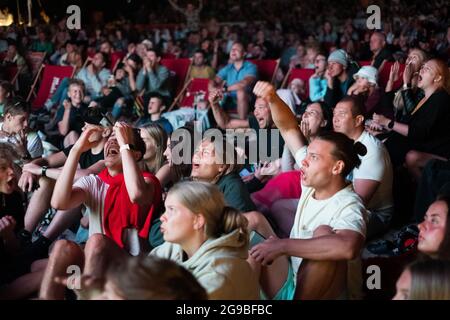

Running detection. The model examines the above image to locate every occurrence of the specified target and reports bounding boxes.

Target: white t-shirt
[294,130,394,214]
[352,131,393,213]
[0,122,43,159]
[291,148,367,276]
[73,174,140,256]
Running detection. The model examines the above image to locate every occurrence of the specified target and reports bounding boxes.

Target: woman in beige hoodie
[151,181,260,300]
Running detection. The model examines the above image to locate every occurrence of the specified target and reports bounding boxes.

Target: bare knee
[243,211,266,231]
[84,234,110,255]
[50,239,80,259]
[405,150,422,168]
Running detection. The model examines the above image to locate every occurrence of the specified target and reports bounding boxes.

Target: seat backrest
[358,60,372,67]
[378,61,405,90]
[179,78,209,108]
[26,51,46,77]
[4,65,18,82]
[247,59,279,83]
[160,58,192,96]
[286,68,315,98]
[31,65,75,110]
[110,51,125,71]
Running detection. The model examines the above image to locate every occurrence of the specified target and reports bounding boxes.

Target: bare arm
[228,76,256,92]
[51,127,103,210]
[253,81,307,156]
[353,179,380,207]
[115,123,154,206]
[58,104,72,136]
[208,89,249,129]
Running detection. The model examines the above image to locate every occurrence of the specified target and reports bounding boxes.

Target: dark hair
[107,256,207,300]
[436,194,450,260]
[4,97,30,117]
[194,49,207,57]
[98,51,110,67]
[127,53,142,66]
[147,47,162,58]
[144,92,166,110]
[169,124,195,181]
[310,101,333,131]
[0,81,13,97]
[339,96,364,117]
[315,131,367,177]
[68,78,85,92]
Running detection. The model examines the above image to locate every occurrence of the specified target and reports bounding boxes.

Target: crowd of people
[0,0,450,300]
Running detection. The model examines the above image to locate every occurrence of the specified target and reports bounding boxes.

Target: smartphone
[239,168,252,178]
[249,231,266,249]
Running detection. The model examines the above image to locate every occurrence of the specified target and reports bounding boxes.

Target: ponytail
[219,206,249,244]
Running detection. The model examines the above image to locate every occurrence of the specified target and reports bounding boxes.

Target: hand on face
[113,122,134,147]
[253,81,276,103]
[73,124,104,153]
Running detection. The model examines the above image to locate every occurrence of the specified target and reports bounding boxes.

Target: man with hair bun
[245,81,367,300]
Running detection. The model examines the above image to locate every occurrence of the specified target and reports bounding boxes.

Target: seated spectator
[136,48,171,98]
[76,52,112,101]
[0,99,43,160]
[151,181,259,299]
[277,78,306,114]
[333,96,393,239]
[139,123,168,177]
[1,39,29,75]
[211,42,258,119]
[246,81,366,300]
[53,40,78,66]
[39,123,162,299]
[0,143,44,300]
[191,137,256,213]
[17,124,108,259]
[188,49,216,80]
[372,59,450,176]
[0,81,13,117]
[53,79,89,148]
[414,159,450,223]
[348,66,392,118]
[386,49,427,121]
[134,93,173,134]
[208,89,285,165]
[309,52,328,102]
[370,32,393,70]
[324,49,356,109]
[417,195,450,260]
[70,256,207,300]
[30,30,54,56]
[393,259,450,300]
[289,43,307,69]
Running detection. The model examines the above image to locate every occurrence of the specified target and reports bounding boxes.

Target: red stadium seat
[358,60,372,67]
[247,59,280,83]
[378,61,405,90]
[160,58,192,96]
[179,78,209,108]
[27,65,75,110]
[282,68,315,98]
[110,51,125,72]
[26,51,46,78]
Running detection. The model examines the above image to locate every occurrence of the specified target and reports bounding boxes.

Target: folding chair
[281,68,315,98]
[169,78,210,111]
[26,65,75,110]
[247,59,280,84]
[111,51,125,72]
[26,51,46,78]
[4,65,19,84]
[160,58,192,97]
[378,61,405,90]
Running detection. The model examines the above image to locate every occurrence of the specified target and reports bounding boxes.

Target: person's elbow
[129,186,154,205]
[51,195,67,211]
[341,236,363,260]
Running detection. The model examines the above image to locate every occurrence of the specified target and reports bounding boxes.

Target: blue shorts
[261,263,296,300]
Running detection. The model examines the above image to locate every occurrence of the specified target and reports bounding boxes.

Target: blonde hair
[139,123,167,174]
[407,259,450,300]
[168,181,248,242]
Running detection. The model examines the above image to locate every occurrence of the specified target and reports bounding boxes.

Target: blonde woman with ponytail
[150,181,259,300]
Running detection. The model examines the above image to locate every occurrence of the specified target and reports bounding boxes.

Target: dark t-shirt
[55,103,89,134]
[217,172,256,212]
[248,115,285,163]
[63,145,105,169]
[372,47,393,69]
[0,191,25,270]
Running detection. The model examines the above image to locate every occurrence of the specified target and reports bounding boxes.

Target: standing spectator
[168,0,203,32]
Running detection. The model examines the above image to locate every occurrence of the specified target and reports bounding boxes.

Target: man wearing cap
[324,49,356,109]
